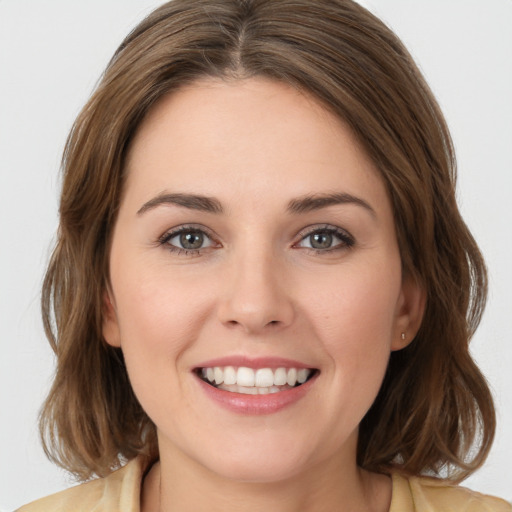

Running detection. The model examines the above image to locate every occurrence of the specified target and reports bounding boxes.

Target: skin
[103,77,424,512]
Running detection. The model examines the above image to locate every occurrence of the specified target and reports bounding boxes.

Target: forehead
[123,77,388,212]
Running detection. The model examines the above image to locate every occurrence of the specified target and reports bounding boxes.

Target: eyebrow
[137,191,375,217]
[137,193,223,215]
[287,192,376,217]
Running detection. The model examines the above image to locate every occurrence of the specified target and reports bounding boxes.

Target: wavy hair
[40,0,494,481]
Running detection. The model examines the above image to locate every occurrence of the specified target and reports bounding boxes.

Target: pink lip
[195,371,318,415]
[194,356,313,370]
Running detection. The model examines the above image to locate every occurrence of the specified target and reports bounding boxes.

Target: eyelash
[294,225,355,254]
[158,224,355,256]
[158,225,219,256]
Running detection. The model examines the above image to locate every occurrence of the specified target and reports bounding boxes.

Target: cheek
[111,275,210,422]
[113,258,211,343]
[306,257,401,341]
[110,263,215,390]
[303,258,401,391]
[320,292,395,384]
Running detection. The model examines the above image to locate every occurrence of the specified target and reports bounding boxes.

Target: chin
[188,432,319,484]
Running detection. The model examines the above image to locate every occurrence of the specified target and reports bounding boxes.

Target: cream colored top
[17,457,511,512]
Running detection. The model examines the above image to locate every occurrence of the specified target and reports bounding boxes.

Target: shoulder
[391,472,511,512]
[16,457,146,512]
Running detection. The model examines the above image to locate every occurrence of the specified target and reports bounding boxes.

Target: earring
[401,332,406,341]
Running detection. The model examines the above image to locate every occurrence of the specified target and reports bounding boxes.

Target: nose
[217,248,295,334]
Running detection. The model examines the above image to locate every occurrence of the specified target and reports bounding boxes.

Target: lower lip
[196,374,317,415]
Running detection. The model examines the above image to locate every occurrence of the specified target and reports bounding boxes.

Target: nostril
[225,319,280,328]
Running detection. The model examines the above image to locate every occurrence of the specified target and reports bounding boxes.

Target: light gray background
[1,1,511,510]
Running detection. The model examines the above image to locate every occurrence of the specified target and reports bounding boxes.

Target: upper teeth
[201,366,311,387]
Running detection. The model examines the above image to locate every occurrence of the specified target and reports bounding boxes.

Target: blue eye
[160,227,214,252]
[297,227,354,251]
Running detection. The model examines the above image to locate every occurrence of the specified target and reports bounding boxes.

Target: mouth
[195,366,318,395]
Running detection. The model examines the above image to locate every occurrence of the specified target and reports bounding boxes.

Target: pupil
[311,232,332,249]
[180,231,203,249]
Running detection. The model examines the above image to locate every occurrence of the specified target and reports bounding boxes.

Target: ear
[391,274,426,351]
[102,289,121,348]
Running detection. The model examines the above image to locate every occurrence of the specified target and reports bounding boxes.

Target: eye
[296,226,354,252]
[159,226,216,254]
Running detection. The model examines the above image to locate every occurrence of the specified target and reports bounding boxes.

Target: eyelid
[158,224,221,252]
[293,224,355,250]
[156,223,354,255]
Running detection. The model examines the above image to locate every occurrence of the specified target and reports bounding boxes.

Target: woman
[17,0,510,510]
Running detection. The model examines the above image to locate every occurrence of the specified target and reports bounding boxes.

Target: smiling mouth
[196,366,318,395]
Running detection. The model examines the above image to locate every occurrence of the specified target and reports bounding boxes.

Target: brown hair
[40,0,495,481]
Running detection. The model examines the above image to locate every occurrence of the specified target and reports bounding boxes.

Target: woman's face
[104,78,422,482]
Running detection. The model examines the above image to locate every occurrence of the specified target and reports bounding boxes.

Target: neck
[142,438,391,512]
